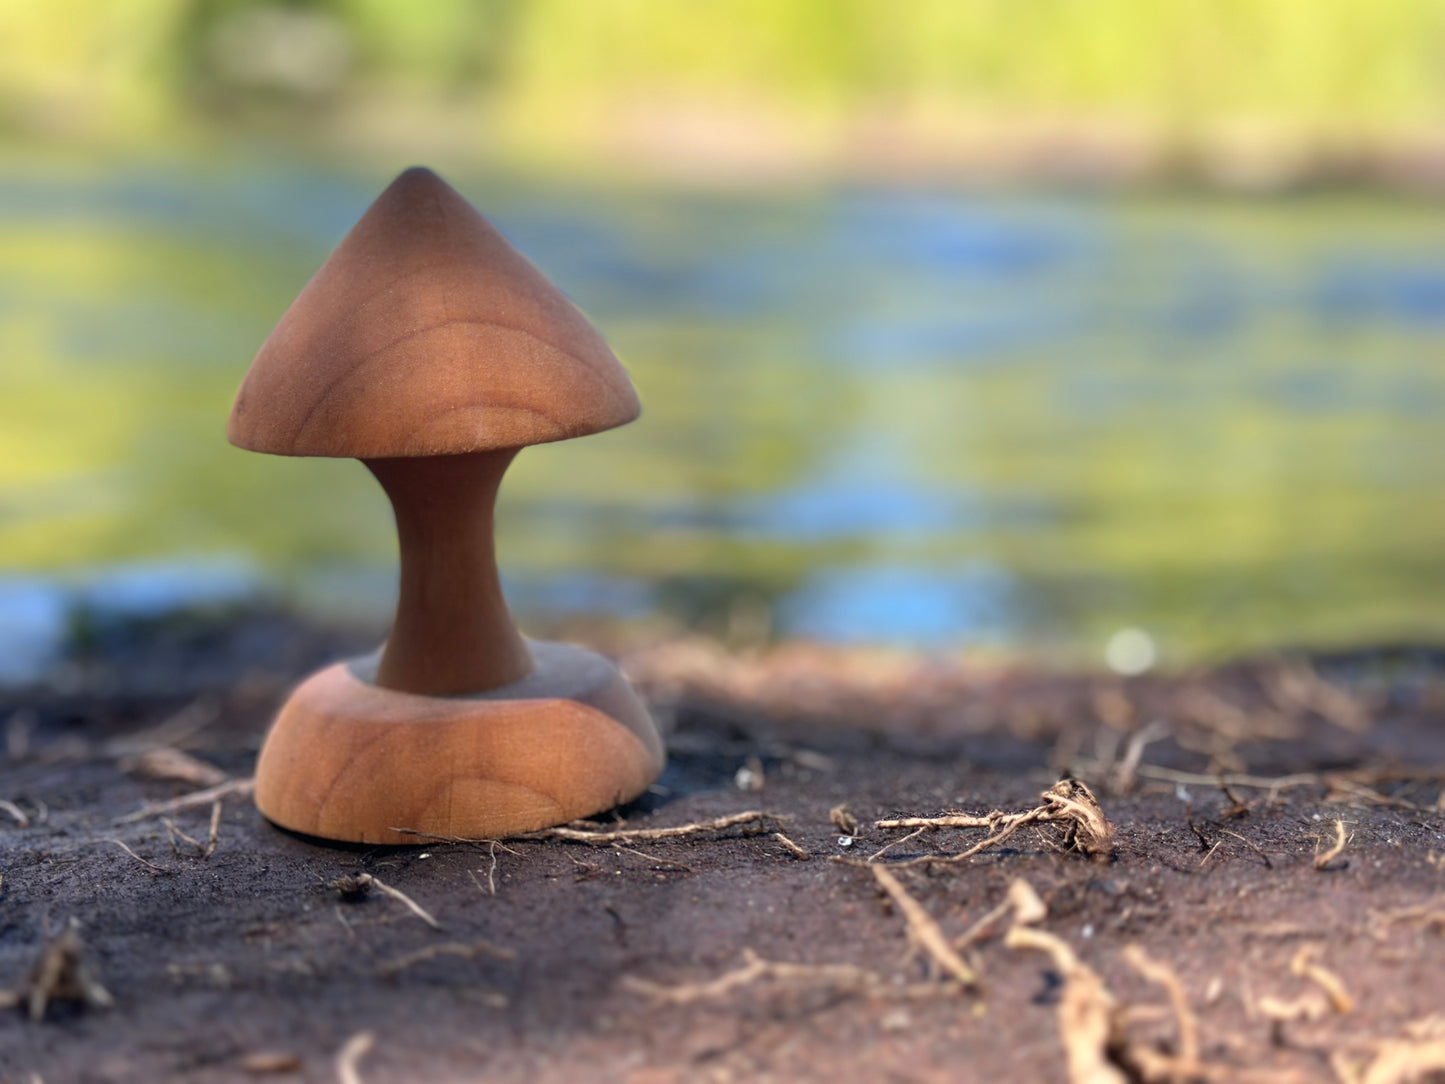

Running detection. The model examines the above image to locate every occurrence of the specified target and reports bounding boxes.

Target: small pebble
[838,836,854,847]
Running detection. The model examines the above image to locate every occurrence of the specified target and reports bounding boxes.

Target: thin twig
[517,811,775,843]
[1199,839,1224,869]
[1005,925,1127,1084]
[772,832,810,860]
[612,844,696,872]
[335,1032,374,1084]
[868,826,925,861]
[955,878,1049,951]
[872,781,1114,868]
[204,800,221,858]
[621,948,945,1006]
[1123,944,1200,1068]
[163,817,204,853]
[1220,829,1272,869]
[161,800,223,859]
[368,875,442,931]
[393,811,776,846]
[0,799,30,828]
[96,838,172,874]
[378,940,515,978]
[871,865,977,987]
[1290,946,1353,1014]
[1314,819,1349,871]
[1112,720,1171,793]
[118,746,227,787]
[115,777,255,824]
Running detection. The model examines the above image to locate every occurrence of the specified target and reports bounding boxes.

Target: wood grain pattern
[255,645,664,845]
[235,167,663,843]
[365,449,534,694]
[227,166,640,458]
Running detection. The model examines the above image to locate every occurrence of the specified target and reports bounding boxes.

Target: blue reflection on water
[782,562,1017,646]
[0,164,1442,672]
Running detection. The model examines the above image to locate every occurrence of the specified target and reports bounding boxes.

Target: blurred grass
[4,1,1445,182]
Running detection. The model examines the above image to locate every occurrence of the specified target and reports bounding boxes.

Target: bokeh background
[1,0,1443,681]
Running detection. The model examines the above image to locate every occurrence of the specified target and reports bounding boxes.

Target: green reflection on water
[0,165,1441,662]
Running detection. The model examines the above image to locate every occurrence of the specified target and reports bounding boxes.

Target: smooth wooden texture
[227,166,640,458]
[365,450,533,694]
[255,642,665,845]
[232,166,662,843]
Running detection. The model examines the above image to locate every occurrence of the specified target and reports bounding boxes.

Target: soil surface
[1,614,1443,1083]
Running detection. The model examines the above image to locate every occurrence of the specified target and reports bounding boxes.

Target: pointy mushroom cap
[228,167,640,458]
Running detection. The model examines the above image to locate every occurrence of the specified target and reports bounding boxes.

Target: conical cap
[228,167,640,458]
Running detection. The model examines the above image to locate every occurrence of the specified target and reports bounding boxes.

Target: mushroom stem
[365,450,533,695]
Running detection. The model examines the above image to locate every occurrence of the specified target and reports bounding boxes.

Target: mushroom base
[254,641,665,845]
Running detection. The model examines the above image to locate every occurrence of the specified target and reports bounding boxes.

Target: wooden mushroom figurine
[228,167,665,844]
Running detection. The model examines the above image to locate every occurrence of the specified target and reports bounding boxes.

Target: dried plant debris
[622,948,943,1006]
[771,831,810,859]
[870,865,978,987]
[872,779,1115,867]
[519,810,778,844]
[1316,819,1350,871]
[1290,945,1353,1015]
[238,1051,303,1074]
[1348,1040,1445,1084]
[0,798,31,827]
[335,1031,374,1084]
[118,746,227,787]
[1001,884,1312,1083]
[0,919,114,1022]
[116,777,256,824]
[329,873,441,931]
[1121,945,1200,1078]
[830,804,859,836]
[378,939,516,978]
[1004,924,1130,1084]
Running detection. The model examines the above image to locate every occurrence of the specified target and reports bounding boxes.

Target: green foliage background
[4,0,1444,168]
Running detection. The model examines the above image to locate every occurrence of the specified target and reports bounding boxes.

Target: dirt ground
[0,613,1443,1083]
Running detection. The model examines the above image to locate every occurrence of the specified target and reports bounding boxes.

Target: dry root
[873,779,1115,867]
[1291,945,1353,1014]
[116,777,255,824]
[378,940,515,978]
[0,919,114,1022]
[395,811,777,847]
[1315,819,1350,871]
[1123,945,1200,1070]
[118,747,227,787]
[870,865,977,987]
[1004,887,1303,1083]
[621,948,942,1006]
[516,811,777,844]
[329,873,441,931]
[772,831,810,860]
[1004,925,1130,1084]
[238,1051,302,1074]
[335,1031,374,1084]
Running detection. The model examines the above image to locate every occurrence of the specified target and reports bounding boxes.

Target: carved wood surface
[229,167,640,458]
[256,651,664,844]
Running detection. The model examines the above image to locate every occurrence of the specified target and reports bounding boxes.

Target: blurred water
[0,159,1442,670]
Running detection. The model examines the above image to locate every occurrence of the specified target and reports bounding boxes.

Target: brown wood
[255,643,665,844]
[227,166,640,459]
[231,166,664,844]
[365,450,532,695]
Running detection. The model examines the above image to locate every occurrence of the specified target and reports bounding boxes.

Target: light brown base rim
[254,643,665,845]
